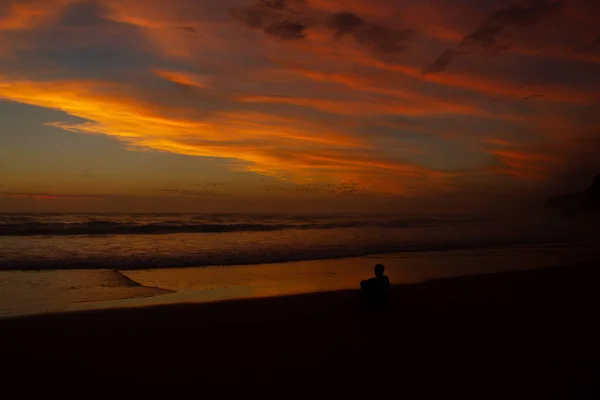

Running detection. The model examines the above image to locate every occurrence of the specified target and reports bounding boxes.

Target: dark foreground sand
[1,260,600,399]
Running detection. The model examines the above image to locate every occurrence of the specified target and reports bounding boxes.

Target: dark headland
[1,260,600,399]
[547,174,600,214]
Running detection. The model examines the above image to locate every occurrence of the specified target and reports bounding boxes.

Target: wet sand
[1,259,600,399]
[5,243,597,317]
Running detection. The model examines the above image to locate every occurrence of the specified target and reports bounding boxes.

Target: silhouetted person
[360,264,390,309]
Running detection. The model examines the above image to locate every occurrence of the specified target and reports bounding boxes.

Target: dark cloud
[232,0,310,41]
[523,93,544,100]
[424,49,461,74]
[58,1,106,28]
[327,12,366,37]
[488,0,561,27]
[193,182,226,189]
[327,11,415,61]
[180,26,197,33]
[259,0,296,10]
[155,188,226,197]
[264,20,308,40]
[462,25,510,54]
[255,181,362,196]
[425,0,562,73]
[0,192,111,199]
[295,182,361,196]
[235,5,414,58]
[331,182,360,196]
[578,34,600,53]
[355,24,415,60]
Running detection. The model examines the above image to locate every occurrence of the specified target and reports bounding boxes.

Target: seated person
[360,264,390,308]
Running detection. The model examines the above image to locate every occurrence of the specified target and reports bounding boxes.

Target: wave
[0,217,486,237]
[0,237,564,271]
[1,213,597,271]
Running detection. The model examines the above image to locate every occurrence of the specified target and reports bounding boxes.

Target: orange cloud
[337,57,599,105]
[1,0,599,198]
[272,18,598,106]
[489,148,560,180]
[95,1,599,106]
[152,69,214,88]
[277,67,553,123]
[0,75,446,193]
[0,0,80,31]
[238,93,506,120]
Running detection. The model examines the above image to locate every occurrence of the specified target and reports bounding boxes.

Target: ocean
[1,212,599,317]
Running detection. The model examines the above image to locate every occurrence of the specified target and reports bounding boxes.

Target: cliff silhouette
[547,174,600,213]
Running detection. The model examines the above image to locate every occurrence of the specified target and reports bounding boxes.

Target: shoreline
[2,256,599,323]
[1,258,599,398]
[2,244,599,318]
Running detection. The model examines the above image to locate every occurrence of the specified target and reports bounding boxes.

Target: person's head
[374,264,385,277]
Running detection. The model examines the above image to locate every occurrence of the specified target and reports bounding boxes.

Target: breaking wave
[0,214,487,236]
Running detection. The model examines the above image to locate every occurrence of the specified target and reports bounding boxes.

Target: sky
[0,0,599,213]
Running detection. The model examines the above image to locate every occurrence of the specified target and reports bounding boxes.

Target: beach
[2,258,599,399]
[2,241,598,317]
[1,213,599,398]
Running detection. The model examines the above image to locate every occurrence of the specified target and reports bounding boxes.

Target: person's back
[360,264,390,309]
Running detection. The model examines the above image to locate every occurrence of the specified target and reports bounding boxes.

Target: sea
[1,212,599,317]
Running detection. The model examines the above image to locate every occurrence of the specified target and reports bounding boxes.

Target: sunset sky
[1,0,599,212]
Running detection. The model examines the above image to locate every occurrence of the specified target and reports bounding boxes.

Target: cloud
[0,75,446,194]
[152,69,214,88]
[484,130,600,185]
[425,0,562,73]
[237,94,494,118]
[354,23,415,61]
[154,188,227,197]
[232,0,311,40]
[0,192,109,200]
[0,0,81,31]
[194,182,226,189]
[424,49,461,75]
[287,61,598,115]
[1,0,600,203]
[327,11,414,61]
[357,59,597,104]
[234,4,415,59]
[578,34,600,53]
[180,26,197,34]
[491,149,557,179]
[327,11,366,37]
[485,0,561,27]
[256,181,363,196]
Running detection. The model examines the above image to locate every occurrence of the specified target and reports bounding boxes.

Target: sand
[1,259,600,399]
